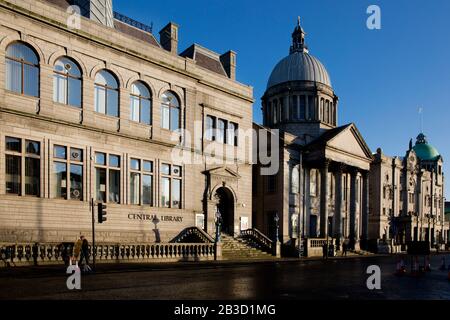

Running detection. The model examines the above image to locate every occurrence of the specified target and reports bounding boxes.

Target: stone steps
[220,234,274,260]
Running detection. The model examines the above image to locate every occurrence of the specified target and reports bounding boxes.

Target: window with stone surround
[94,152,120,203]
[160,163,182,208]
[94,70,119,117]
[53,57,82,107]
[129,158,154,206]
[5,42,39,97]
[161,91,180,131]
[52,145,83,201]
[5,137,40,197]
[130,81,152,125]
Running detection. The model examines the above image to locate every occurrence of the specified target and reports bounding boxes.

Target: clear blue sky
[115,0,450,198]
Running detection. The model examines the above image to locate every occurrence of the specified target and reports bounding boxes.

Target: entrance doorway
[215,187,235,235]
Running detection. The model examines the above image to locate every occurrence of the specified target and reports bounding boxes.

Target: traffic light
[97,203,107,223]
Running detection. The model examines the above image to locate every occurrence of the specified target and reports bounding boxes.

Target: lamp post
[274,213,280,243]
[215,206,222,243]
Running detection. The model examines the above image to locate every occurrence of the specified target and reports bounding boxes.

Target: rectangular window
[109,169,120,203]
[143,175,153,205]
[5,155,21,194]
[161,105,170,129]
[53,145,82,200]
[5,137,40,196]
[95,152,120,204]
[291,96,298,120]
[53,162,67,199]
[161,177,170,208]
[206,116,215,141]
[130,172,140,205]
[94,86,106,114]
[6,59,22,94]
[172,179,181,208]
[227,122,237,146]
[217,119,226,143]
[25,157,40,196]
[96,167,106,202]
[299,95,306,120]
[107,89,119,117]
[160,163,182,208]
[70,164,83,200]
[130,95,140,122]
[6,137,21,152]
[307,96,315,120]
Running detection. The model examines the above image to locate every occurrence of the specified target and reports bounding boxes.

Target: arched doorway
[215,187,235,235]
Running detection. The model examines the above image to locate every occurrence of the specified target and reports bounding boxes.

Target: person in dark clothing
[342,241,348,257]
[79,236,90,266]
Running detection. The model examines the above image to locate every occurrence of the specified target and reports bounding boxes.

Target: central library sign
[128,213,184,223]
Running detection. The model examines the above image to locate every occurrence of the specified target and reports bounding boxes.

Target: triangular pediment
[204,167,241,179]
[326,124,373,160]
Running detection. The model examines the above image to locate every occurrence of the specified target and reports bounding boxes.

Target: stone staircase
[221,234,275,260]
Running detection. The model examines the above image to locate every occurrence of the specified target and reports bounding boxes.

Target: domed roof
[267,18,332,89]
[412,133,440,161]
[267,51,331,89]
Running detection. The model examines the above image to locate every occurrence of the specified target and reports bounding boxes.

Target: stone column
[349,168,358,248]
[320,160,330,238]
[362,171,370,249]
[333,164,345,242]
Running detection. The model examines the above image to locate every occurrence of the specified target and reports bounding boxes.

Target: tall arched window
[161,91,180,131]
[53,57,81,107]
[130,81,151,125]
[320,98,324,122]
[94,70,119,117]
[325,100,330,123]
[5,42,39,97]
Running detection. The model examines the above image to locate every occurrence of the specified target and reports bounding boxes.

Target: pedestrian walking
[342,241,348,257]
[72,236,83,265]
[79,235,92,273]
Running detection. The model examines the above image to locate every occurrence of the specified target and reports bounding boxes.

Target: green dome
[412,133,440,161]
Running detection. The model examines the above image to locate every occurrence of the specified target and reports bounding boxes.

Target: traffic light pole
[91,198,96,271]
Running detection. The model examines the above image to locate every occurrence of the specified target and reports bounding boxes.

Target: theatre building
[369,134,449,252]
[0,0,254,251]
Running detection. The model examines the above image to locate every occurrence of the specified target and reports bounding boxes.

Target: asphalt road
[1,255,450,300]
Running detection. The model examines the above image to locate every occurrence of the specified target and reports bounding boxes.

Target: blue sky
[115,0,450,198]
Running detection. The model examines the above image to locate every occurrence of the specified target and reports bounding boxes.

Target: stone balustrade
[0,242,216,267]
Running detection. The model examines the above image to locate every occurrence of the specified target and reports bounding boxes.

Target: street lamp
[215,206,222,243]
[274,213,280,243]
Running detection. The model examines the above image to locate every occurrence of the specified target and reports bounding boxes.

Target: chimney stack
[159,22,179,54]
[220,50,236,80]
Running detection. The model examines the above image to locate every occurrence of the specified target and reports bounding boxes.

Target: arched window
[325,100,330,123]
[291,95,298,120]
[5,42,39,97]
[161,91,180,131]
[330,102,334,125]
[94,70,119,117]
[53,57,82,107]
[130,81,152,125]
[227,122,237,146]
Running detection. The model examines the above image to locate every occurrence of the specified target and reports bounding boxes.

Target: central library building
[0,0,254,245]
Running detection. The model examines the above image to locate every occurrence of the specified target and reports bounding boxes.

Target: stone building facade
[0,0,253,245]
[253,20,373,255]
[369,134,449,251]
